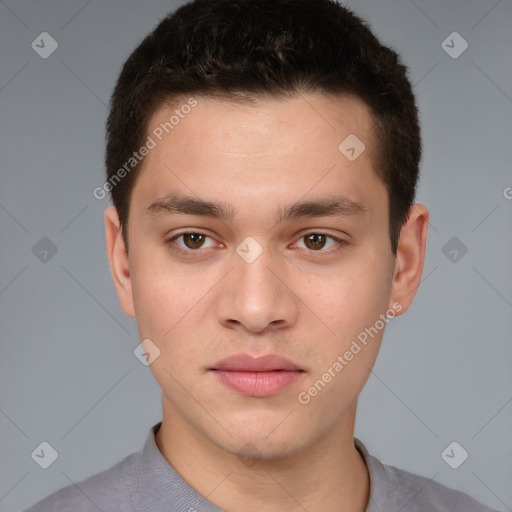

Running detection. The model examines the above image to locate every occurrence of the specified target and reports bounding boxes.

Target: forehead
[130,92,386,225]
[146,92,376,161]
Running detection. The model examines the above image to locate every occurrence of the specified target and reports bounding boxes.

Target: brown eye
[295,233,346,253]
[303,233,327,251]
[181,233,207,249]
[167,232,217,252]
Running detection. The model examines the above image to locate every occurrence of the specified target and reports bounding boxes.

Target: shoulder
[23,451,139,512]
[354,438,499,512]
[381,462,499,511]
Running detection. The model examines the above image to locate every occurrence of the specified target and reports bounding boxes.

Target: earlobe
[388,203,429,315]
[104,206,136,318]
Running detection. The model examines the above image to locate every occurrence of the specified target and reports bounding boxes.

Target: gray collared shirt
[24,422,499,511]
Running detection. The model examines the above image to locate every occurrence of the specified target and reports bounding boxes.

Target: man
[25,0,499,510]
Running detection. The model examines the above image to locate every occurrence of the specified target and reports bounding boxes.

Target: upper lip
[210,354,303,372]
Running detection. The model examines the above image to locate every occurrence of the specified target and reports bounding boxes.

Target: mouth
[209,353,306,397]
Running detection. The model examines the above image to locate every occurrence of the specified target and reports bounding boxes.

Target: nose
[214,241,299,334]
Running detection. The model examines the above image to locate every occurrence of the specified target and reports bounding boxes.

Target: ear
[104,206,135,318]
[388,203,429,315]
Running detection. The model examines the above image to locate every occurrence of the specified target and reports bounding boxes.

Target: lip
[209,354,305,397]
[211,353,303,372]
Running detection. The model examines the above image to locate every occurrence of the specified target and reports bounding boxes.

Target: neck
[155,399,370,512]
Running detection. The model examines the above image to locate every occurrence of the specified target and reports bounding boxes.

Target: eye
[294,233,346,252]
[166,231,347,255]
[167,232,217,252]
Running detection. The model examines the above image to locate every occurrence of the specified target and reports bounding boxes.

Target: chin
[227,437,306,462]
[210,422,309,462]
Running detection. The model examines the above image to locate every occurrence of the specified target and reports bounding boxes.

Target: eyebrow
[146,194,367,223]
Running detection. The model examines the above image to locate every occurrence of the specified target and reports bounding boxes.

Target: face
[106,92,426,460]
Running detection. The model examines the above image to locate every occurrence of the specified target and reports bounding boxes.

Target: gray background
[0,0,511,511]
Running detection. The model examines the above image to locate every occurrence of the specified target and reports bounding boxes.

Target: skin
[105,92,429,512]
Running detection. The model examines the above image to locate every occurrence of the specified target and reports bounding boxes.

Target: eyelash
[165,231,348,256]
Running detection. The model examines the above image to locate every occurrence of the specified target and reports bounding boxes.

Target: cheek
[129,241,203,331]
[298,254,393,344]
[131,269,169,337]
[132,274,200,337]
[295,259,392,412]
[131,265,205,386]
[129,252,225,374]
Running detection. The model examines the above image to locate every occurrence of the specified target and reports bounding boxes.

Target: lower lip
[212,370,304,397]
